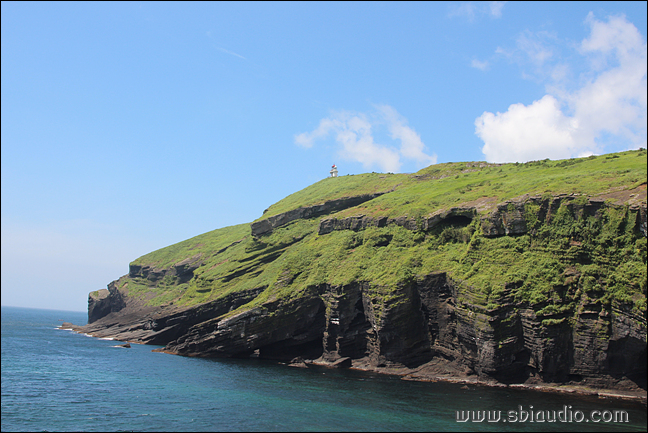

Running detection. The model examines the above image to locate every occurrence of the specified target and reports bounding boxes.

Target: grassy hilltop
[122,149,647,320]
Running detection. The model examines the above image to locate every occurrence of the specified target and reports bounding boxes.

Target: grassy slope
[121,150,647,317]
[256,172,406,220]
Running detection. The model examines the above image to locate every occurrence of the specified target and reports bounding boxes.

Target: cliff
[74,150,647,393]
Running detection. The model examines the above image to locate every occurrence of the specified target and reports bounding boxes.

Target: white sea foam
[99,337,114,341]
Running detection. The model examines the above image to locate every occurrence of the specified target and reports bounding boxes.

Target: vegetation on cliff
[77,149,646,390]
[121,149,646,324]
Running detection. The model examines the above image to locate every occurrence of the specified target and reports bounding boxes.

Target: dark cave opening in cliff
[607,336,647,390]
[337,297,372,359]
[431,215,475,244]
[490,349,534,384]
[441,215,473,227]
[429,215,473,235]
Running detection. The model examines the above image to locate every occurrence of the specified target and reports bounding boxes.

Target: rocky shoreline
[295,357,648,404]
[59,321,646,404]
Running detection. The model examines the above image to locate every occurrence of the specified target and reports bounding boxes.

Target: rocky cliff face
[319,194,648,239]
[74,147,648,394]
[76,189,647,392]
[80,268,646,391]
[155,272,645,390]
[87,281,126,324]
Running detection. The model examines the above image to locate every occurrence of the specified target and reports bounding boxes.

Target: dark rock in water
[331,357,352,368]
[116,343,131,348]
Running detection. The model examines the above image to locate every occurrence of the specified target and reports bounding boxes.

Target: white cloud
[476,14,647,162]
[376,105,437,167]
[516,30,554,66]
[581,12,645,63]
[295,105,437,173]
[471,59,490,71]
[489,1,506,18]
[448,2,476,21]
[494,30,567,85]
[449,2,506,21]
[476,95,582,163]
[294,117,341,148]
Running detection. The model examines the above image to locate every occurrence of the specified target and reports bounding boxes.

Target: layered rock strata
[77,271,646,391]
[251,192,391,237]
[318,194,647,239]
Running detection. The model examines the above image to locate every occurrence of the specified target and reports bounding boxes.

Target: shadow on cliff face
[607,336,648,390]
[438,214,473,228]
[256,300,327,362]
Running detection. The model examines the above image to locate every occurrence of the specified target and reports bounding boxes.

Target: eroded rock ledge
[78,286,266,344]
[128,253,205,286]
[251,192,391,237]
[88,282,126,324]
[318,194,648,238]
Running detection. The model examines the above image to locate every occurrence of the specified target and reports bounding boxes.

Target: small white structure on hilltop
[330,164,338,178]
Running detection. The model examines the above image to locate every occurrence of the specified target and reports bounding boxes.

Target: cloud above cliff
[475,13,647,162]
[295,105,437,173]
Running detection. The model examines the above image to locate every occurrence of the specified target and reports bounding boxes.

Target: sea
[1,306,646,432]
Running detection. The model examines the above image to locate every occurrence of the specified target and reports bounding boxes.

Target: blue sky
[2,1,646,312]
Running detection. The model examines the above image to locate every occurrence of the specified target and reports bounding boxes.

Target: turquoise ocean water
[1,306,645,432]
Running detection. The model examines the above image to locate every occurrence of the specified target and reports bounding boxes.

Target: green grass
[131,223,250,269]
[257,172,406,220]
[252,150,646,227]
[118,149,646,317]
[329,151,646,221]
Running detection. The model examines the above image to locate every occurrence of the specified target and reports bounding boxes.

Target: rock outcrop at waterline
[88,284,125,324]
[72,152,647,394]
